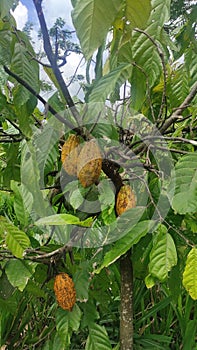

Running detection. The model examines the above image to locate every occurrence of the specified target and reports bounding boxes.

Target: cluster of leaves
[0,0,197,349]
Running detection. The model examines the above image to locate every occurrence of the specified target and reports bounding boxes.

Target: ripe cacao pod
[116,184,136,216]
[77,139,102,188]
[61,134,80,176]
[54,273,76,311]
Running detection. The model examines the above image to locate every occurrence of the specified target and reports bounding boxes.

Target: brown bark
[120,249,134,350]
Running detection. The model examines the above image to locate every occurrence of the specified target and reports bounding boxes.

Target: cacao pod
[54,273,76,311]
[77,139,102,187]
[116,184,136,216]
[61,134,80,176]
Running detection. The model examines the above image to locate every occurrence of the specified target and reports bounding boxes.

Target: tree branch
[120,250,134,350]
[4,65,74,130]
[0,244,71,264]
[159,82,197,134]
[32,0,82,126]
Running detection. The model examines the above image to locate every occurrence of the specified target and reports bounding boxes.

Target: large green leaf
[148,225,177,281]
[3,143,21,187]
[128,0,171,109]
[36,214,93,227]
[0,30,12,65]
[183,248,197,300]
[73,262,90,301]
[125,0,151,30]
[171,153,197,214]
[89,63,132,103]
[185,47,197,91]
[21,141,47,218]
[85,323,112,350]
[54,310,70,349]
[95,220,155,273]
[169,66,189,108]
[35,115,62,187]
[10,181,29,228]
[72,0,121,59]
[21,141,72,244]
[0,216,30,258]
[67,304,82,331]
[0,0,15,18]
[10,42,39,105]
[54,306,82,349]
[56,305,82,334]
[5,260,36,291]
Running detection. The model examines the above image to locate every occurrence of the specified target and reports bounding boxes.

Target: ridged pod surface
[116,185,136,216]
[61,134,80,176]
[77,140,102,187]
[54,273,76,311]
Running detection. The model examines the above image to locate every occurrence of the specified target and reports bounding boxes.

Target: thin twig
[164,220,195,248]
[149,144,189,154]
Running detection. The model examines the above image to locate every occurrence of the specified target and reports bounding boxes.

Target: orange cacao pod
[54,273,76,311]
[116,185,136,216]
[77,139,102,188]
[61,134,80,176]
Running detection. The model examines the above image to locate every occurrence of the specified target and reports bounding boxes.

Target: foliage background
[0,0,197,349]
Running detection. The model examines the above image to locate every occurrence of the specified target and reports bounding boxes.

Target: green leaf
[95,220,155,273]
[85,323,112,350]
[148,225,177,281]
[98,179,115,210]
[72,0,121,59]
[127,0,171,109]
[71,0,77,7]
[10,181,29,227]
[0,297,17,315]
[145,274,156,288]
[3,143,21,187]
[35,115,62,186]
[183,320,197,350]
[25,280,46,298]
[10,42,39,105]
[5,260,36,291]
[81,301,99,328]
[55,310,70,348]
[0,30,12,65]
[0,216,30,258]
[0,0,14,18]
[171,153,197,214]
[89,63,132,102]
[68,304,82,331]
[125,0,151,30]
[69,189,84,209]
[73,262,90,301]
[183,248,197,300]
[0,271,15,299]
[135,296,171,327]
[35,214,93,227]
[21,141,47,218]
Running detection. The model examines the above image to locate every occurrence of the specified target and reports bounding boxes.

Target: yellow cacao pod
[116,185,136,216]
[61,134,80,176]
[77,140,102,188]
[54,273,76,311]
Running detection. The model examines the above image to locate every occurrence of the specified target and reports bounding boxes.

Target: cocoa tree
[0,0,197,349]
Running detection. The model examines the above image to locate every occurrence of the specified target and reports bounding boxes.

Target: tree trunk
[120,249,133,350]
